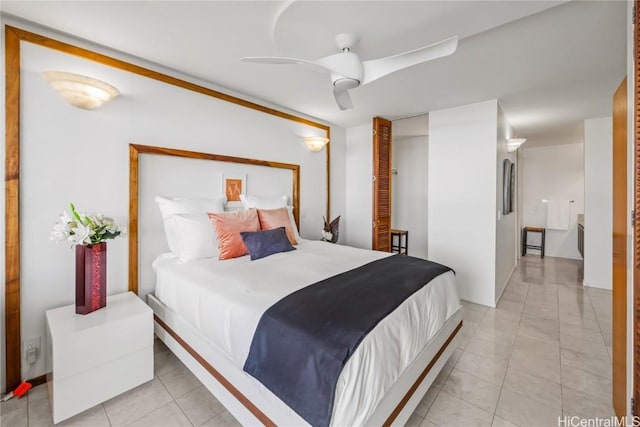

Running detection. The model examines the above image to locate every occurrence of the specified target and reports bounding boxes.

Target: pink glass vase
[75,242,107,315]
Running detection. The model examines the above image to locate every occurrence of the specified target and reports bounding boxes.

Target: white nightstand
[46,291,153,424]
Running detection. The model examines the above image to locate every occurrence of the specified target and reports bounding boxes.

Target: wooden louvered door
[373,117,392,251]
[613,77,627,418]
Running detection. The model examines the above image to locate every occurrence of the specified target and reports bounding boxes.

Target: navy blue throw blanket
[243,255,452,427]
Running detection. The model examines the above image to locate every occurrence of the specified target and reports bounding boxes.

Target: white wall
[583,116,613,289]
[392,135,428,259]
[495,106,517,301]
[429,100,498,307]
[7,25,344,382]
[520,143,584,259]
[344,124,373,250]
[330,127,347,243]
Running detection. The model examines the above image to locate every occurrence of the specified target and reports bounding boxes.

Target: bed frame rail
[148,293,462,427]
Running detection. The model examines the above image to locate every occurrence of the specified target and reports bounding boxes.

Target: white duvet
[153,240,460,426]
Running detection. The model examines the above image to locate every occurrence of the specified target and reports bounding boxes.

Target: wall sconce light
[42,71,119,110]
[506,138,526,153]
[304,136,330,152]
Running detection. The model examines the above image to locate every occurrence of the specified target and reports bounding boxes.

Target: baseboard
[29,374,47,387]
[495,264,518,305]
[582,280,612,290]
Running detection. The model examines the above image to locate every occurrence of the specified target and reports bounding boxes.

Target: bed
[130,144,462,426]
[148,239,461,427]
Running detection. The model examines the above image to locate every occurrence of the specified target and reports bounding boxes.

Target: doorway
[390,115,429,259]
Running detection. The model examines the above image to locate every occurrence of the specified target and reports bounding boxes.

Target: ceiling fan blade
[333,86,353,111]
[242,54,360,79]
[241,56,311,65]
[241,56,329,70]
[361,36,458,85]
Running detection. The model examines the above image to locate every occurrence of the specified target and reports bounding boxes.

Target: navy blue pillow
[240,227,296,261]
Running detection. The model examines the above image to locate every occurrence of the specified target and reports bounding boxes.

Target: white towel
[546,200,570,230]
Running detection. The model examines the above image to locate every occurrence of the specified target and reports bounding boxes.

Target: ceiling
[1,1,627,141]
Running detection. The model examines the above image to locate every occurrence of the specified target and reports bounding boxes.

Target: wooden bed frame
[130,143,463,426]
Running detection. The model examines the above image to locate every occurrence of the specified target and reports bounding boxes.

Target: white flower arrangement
[51,203,125,247]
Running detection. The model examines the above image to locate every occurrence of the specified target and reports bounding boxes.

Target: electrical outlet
[23,336,41,360]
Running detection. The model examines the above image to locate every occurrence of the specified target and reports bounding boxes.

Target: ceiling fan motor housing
[332,75,360,90]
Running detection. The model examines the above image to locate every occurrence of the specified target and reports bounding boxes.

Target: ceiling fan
[242,33,458,111]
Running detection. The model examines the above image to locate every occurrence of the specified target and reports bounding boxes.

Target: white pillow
[240,194,289,210]
[155,196,226,253]
[285,206,302,243]
[170,213,218,262]
[239,194,302,241]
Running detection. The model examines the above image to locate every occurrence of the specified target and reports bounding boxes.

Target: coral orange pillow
[208,209,260,260]
[257,207,298,245]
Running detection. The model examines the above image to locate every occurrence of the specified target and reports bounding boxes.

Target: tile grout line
[427,388,494,426]
[564,285,615,406]
[428,302,495,425]
[453,262,530,425]
[493,262,530,427]
[421,386,442,426]
[555,259,566,418]
[172,397,196,427]
[103,402,114,427]
[584,287,612,361]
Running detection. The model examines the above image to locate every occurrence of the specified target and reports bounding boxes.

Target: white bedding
[153,240,461,426]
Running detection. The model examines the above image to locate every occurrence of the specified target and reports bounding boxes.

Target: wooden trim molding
[326,127,331,219]
[612,78,628,418]
[129,144,300,294]
[5,25,22,392]
[4,24,330,391]
[128,146,140,296]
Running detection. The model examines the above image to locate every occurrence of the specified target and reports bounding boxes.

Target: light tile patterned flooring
[1,255,613,426]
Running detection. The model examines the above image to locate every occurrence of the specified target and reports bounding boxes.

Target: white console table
[46,291,153,424]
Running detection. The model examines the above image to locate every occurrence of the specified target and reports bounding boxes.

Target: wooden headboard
[128,143,301,295]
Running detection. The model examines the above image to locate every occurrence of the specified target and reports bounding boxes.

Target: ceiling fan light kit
[242,33,458,111]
